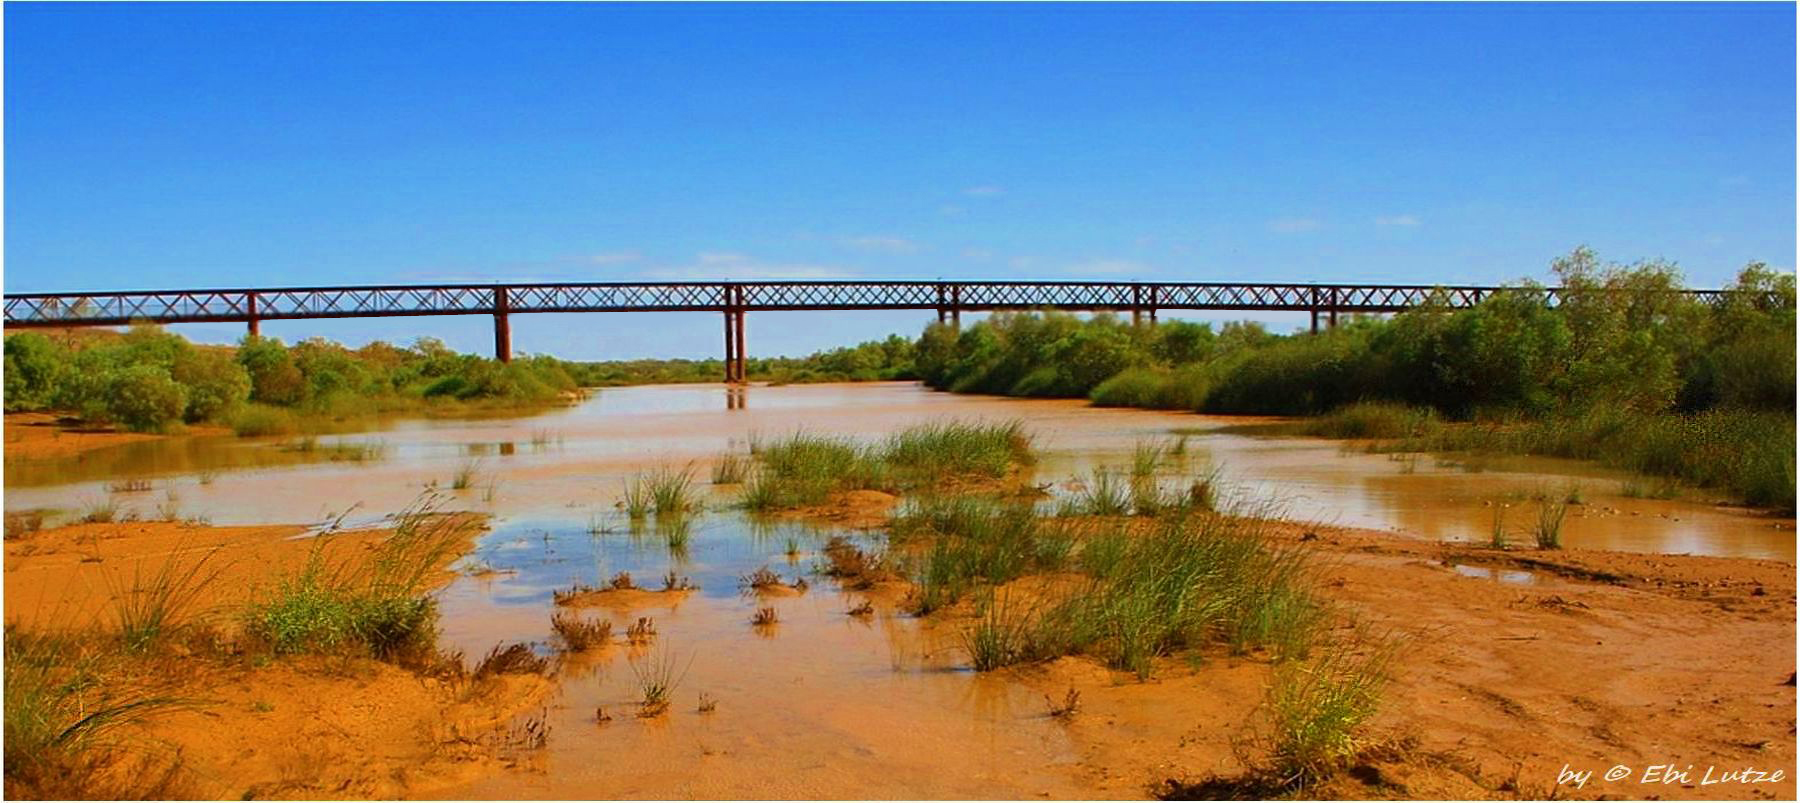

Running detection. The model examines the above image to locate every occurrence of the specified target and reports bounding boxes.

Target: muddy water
[4,382,1794,797]
[6,382,1790,560]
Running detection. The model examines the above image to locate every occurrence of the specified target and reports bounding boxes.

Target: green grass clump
[1130,439,1167,480]
[881,419,1034,481]
[108,549,223,653]
[1041,510,1324,679]
[450,460,483,491]
[1533,498,1567,549]
[1265,633,1399,785]
[621,476,653,520]
[742,422,1036,513]
[241,496,471,662]
[629,647,692,718]
[895,496,1059,615]
[644,465,699,515]
[1067,468,1130,516]
[711,453,749,484]
[959,591,1045,671]
[3,630,192,798]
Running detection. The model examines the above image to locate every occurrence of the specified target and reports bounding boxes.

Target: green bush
[103,365,189,433]
[3,333,66,412]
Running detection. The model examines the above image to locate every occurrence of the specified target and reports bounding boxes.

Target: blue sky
[6,3,1794,360]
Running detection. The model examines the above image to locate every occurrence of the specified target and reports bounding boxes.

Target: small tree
[105,365,189,432]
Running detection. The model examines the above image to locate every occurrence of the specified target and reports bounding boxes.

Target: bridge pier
[735,309,747,382]
[246,292,260,337]
[722,287,747,384]
[492,287,512,362]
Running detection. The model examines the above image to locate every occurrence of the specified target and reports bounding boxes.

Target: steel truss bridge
[0,281,1752,382]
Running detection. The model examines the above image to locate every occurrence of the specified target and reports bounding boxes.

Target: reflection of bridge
[1,281,1747,381]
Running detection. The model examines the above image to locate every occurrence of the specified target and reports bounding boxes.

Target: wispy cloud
[639,252,857,280]
[1373,215,1421,227]
[842,235,918,253]
[961,248,994,261]
[1267,218,1321,234]
[939,204,966,217]
[963,185,1005,197]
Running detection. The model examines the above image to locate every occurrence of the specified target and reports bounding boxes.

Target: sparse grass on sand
[107,547,226,653]
[239,494,475,663]
[1262,630,1401,788]
[3,629,195,799]
[629,647,690,718]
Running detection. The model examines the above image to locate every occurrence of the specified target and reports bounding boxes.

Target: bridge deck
[1,280,1759,378]
[0,280,1735,327]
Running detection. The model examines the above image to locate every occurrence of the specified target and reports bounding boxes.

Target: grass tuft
[1533,498,1567,549]
[550,613,613,652]
[629,647,690,718]
[241,494,472,663]
[1265,631,1400,785]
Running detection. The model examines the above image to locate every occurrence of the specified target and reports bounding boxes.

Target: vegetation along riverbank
[914,251,1796,510]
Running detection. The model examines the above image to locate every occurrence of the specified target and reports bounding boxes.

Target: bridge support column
[246,292,260,337]
[723,311,738,383]
[492,287,512,362]
[734,308,747,384]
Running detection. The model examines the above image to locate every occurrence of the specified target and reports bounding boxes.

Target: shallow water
[5,382,1793,797]
[5,382,1791,560]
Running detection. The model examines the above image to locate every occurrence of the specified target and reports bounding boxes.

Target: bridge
[0,280,1749,382]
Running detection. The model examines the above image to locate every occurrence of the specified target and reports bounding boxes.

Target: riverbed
[4,382,1794,799]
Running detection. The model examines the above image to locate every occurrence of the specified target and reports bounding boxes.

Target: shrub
[101,365,189,433]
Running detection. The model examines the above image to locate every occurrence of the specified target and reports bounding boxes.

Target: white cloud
[1373,215,1421,227]
[640,252,858,280]
[842,235,918,253]
[1267,218,1321,234]
[963,185,1005,197]
[1066,259,1152,277]
[961,248,994,261]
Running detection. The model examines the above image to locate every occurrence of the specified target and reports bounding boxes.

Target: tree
[3,333,66,411]
[236,336,306,406]
[171,348,251,422]
[104,365,189,432]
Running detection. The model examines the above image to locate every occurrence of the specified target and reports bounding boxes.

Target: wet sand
[4,382,1794,799]
[2,515,555,800]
